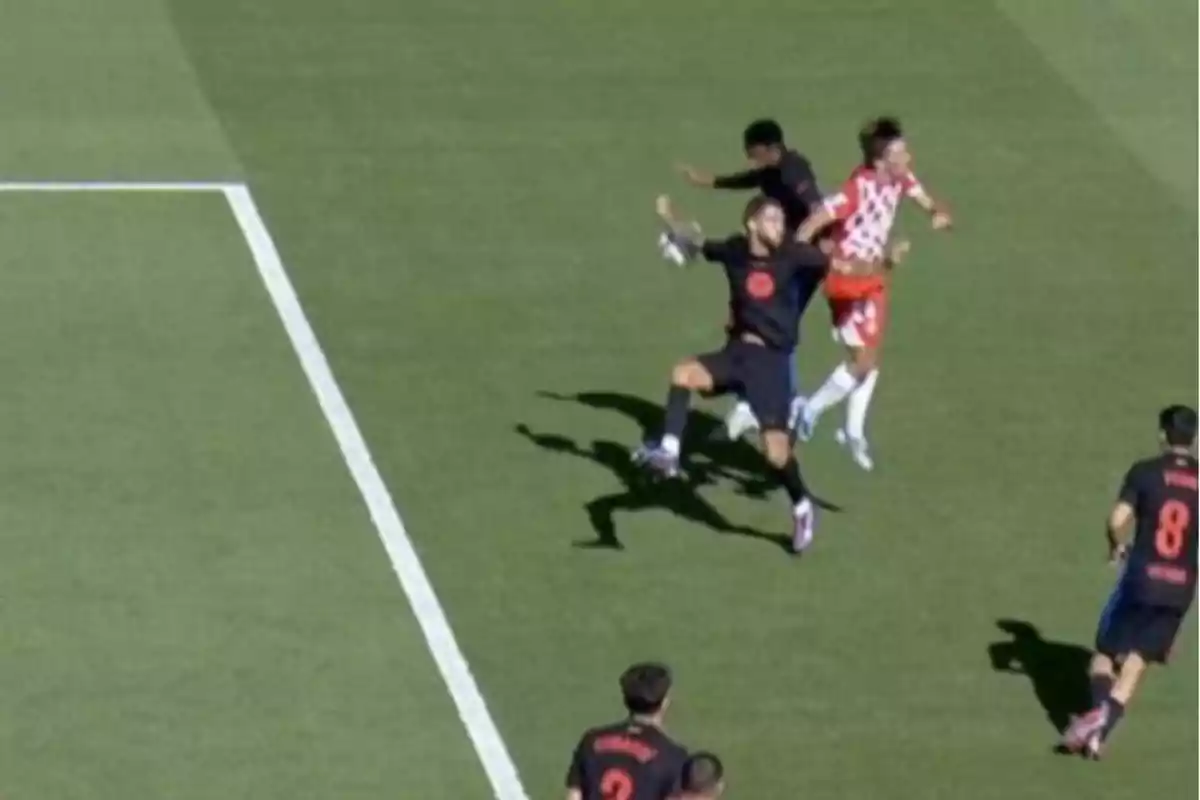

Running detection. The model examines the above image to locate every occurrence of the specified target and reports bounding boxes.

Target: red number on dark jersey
[599,767,634,800]
[1154,499,1190,559]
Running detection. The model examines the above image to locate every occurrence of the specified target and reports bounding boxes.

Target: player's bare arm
[677,164,716,188]
[794,204,835,243]
[565,789,582,800]
[908,185,953,230]
[1106,501,1134,563]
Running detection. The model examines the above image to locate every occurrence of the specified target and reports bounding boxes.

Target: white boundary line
[0,180,529,800]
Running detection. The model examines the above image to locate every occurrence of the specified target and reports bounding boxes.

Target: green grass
[0,0,1195,798]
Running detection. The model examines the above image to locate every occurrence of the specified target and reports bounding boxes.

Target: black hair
[741,194,781,225]
[680,752,724,794]
[859,116,904,166]
[1159,405,1197,447]
[620,662,672,715]
[742,119,785,151]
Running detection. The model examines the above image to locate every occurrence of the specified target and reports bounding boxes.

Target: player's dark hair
[1159,404,1197,447]
[742,195,779,226]
[619,662,672,715]
[680,752,724,794]
[859,116,904,166]
[743,118,785,151]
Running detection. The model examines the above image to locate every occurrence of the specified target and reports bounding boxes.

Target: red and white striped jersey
[824,165,925,261]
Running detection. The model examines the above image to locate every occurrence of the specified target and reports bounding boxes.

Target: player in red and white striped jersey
[792,117,952,470]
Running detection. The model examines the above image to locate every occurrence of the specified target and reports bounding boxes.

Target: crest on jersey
[746,271,775,299]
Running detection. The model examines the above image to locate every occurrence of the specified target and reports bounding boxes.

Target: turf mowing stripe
[222,184,530,800]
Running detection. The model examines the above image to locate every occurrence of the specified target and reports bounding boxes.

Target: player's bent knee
[761,431,791,468]
[671,361,710,390]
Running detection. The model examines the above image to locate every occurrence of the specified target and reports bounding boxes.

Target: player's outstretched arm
[795,204,836,243]
[656,194,705,266]
[908,184,953,230]
[678,162,762,191]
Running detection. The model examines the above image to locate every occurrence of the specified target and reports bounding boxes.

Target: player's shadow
[514,390,801,552]
[988,619,1092,733]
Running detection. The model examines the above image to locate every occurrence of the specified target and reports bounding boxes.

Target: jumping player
[565,662,689,800]
[641,194,847,552]
[1061,405,1198,760]
[677,119,824,440]
[793,117,952,470]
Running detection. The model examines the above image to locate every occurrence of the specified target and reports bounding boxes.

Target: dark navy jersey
[1119,451,1198,609]
[566,720,688,800]
[713,149,822,232]
[701,235,828,351]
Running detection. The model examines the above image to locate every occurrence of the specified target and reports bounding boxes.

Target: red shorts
[829,291,888,349]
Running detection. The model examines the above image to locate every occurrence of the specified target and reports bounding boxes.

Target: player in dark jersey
[638,193,842,553]
[1061,405,1198,759]
[565,662,688,800]
[673,752,725,799]
[678,119,824,440]
[678,119,822,232]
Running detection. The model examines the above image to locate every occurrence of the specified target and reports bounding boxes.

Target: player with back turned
[1061,405,1198,759]
[565,662,688,800]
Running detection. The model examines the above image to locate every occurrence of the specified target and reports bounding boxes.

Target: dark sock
[778,457,809,505]
[1102,698,1126,740]
[663,385,691,441]
[1089,674,1114,708]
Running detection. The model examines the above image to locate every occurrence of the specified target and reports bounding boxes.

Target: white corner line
[0,180,239,192]
[221,184,530,800]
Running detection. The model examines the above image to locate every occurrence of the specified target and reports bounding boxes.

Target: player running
[677,119,824,440]
[1060,405,1198,760]
[641,194,834,551]
[793,117,952,471]
[565,662,688,800]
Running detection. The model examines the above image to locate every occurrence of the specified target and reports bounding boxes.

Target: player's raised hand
[676,164,715,188]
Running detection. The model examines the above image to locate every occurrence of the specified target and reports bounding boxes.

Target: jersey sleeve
[701,238,731,263]
[822,175,861,221]
[781,155,822,210]
[713,169,763,190]
[1117,463,1144,506]
[564,738,586,789]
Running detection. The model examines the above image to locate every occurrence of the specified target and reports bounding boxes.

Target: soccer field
[1,1,1195,798]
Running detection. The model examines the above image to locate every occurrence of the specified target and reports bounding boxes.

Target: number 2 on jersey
[600,768,634,800]
[1155,499,1191,559]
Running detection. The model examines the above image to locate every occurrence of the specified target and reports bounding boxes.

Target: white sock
[661,434,681,456]
[793,497,812,516]
[728,400,756,423]
[845,369,879,441]
[805,364,859,418]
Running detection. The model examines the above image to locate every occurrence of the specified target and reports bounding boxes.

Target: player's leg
[798,297,880,444]
[1089,606,1184,757]
[1063,580,1131,753]
[635,349,723,476]
[746,349,815,554]
[724,346,800,440]
[836,344,880,471]
[722,394,758,441]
